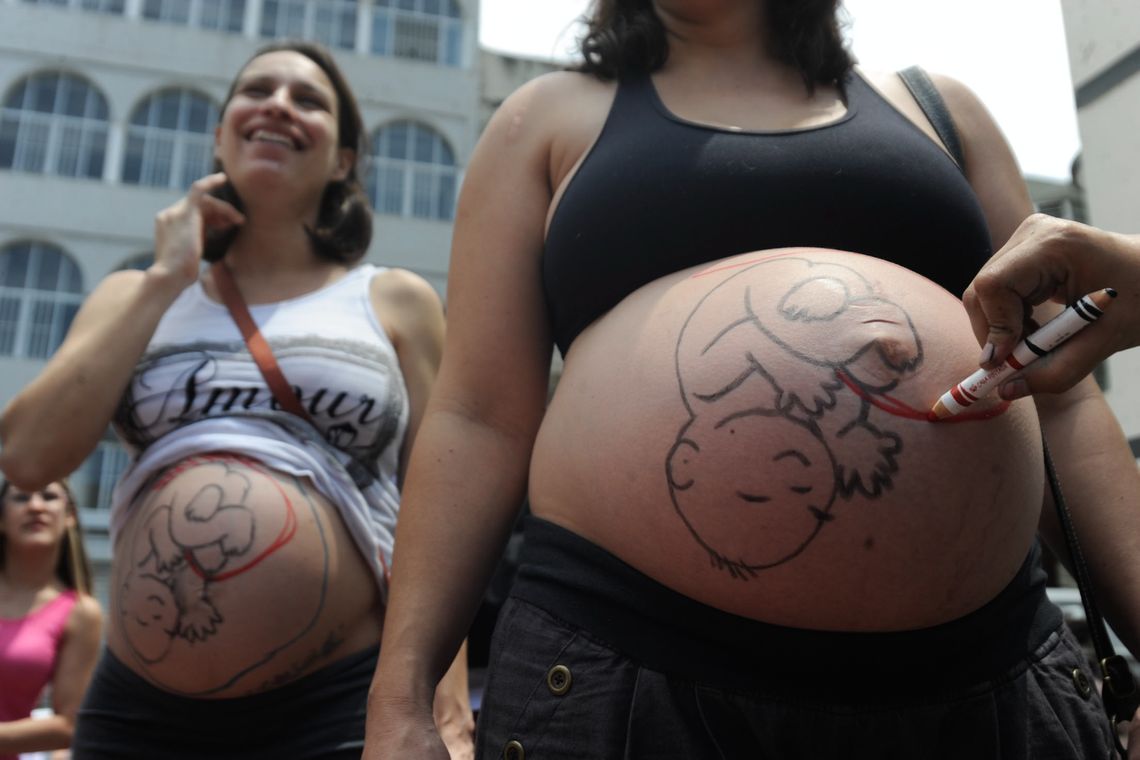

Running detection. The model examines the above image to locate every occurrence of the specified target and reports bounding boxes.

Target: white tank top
[110,264,408,593]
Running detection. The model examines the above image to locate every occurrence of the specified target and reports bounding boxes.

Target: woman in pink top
[0,480,102,760]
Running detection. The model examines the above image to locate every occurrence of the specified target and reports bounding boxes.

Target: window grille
[73,439,131,511]
[122,89,219,190]
[261,0,358,51]
[20,0,125,14]
[371,0,462,66]
[367,121,456,220]
[0,241,84,359]
[141,0,246,33]
[0,72,109,179]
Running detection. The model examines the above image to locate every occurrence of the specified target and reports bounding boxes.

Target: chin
[232,167,323,201]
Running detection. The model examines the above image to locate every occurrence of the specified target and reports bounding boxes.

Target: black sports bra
[542,70,993,356]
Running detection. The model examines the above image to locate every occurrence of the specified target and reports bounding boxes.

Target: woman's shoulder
[509,69,615,105]
[488,70,617,143]
[64,592,103,632]
[857,66,991,126]
[369,268,444,330]
[368,268,445,360]
[369,267,440,308]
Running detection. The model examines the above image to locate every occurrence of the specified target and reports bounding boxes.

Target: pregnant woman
[365,0,1140,756]
[1,41,471,759]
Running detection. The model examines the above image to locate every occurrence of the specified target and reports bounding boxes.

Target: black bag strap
[1043,434,1139,756]
[897,66,966,170]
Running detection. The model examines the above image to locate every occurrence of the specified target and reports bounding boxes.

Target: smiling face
[214,50,353,209]
[0,481,74,554]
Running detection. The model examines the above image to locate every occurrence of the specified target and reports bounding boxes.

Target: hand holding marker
[929,288,1117,420]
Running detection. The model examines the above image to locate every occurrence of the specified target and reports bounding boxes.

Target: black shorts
[475,518,1114,759]
[72,645,377,760]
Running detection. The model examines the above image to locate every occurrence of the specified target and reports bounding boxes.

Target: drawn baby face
[667,408,837,573]
[119,573,179,664]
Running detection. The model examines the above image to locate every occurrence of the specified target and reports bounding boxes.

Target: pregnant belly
[530,248,1045,630]
[106,453,381,697]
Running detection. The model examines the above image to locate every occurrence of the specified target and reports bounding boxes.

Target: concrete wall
[1061,0,1140,454]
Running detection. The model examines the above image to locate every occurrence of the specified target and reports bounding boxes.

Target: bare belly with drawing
[106,453,381,697]
[531,249,1044,630]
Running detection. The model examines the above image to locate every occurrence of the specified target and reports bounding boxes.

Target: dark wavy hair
[577,0,853,91]
[204,40,372,264]
[1,479,93,595]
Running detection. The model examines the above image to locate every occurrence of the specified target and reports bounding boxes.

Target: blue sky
[478,0,1082,182]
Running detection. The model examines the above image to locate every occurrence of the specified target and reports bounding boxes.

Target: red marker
[930,288,1117,420]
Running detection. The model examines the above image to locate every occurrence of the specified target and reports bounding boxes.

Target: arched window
[372,0,462,67]
[141,0,246,33]
[122,89,219,190]
[0,72,110,179]
[368,121,456,220]
[260,0,358,51]
[19,0,125,14]
[0,241,84,359]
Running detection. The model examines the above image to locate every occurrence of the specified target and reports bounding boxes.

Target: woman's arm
[0,173,243,489]
[363,75,565,759]
[0,269,184,488]
[372,267,474,758]
[0,595,103,754]
[937,73,1140,656]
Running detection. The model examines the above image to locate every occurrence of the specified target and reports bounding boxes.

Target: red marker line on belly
[929,288,1116,420]
[836,371,1009,423]
[185,464,298,581]
[155,455,300,581]
[691,250,803,278]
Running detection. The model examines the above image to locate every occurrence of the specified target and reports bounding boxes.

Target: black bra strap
[898,65,966,170]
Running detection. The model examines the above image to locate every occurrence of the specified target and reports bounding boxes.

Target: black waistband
[86,644,376,720]
[511,518,1062,699]
[76,646,377,759]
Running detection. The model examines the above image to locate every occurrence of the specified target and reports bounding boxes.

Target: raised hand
[152,172,246,287]
[963,213,1140,398]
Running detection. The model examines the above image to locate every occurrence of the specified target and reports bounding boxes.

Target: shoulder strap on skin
[210,261,315,424]
[897,65,966,170]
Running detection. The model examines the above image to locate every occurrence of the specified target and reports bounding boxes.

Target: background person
[0,479,102,760]
[964,212,1140,398]
[365,0,1140,757]
[0,41,472,759]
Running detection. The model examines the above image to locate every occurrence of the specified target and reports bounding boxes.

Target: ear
[334,148,354,182]
[666,438,701,491]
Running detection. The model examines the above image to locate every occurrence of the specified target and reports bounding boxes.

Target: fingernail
[999,379,1029,400]
[979,343,996,366]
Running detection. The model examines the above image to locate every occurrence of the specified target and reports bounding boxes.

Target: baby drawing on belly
[666,253,925,579]
[116,454,321,694]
